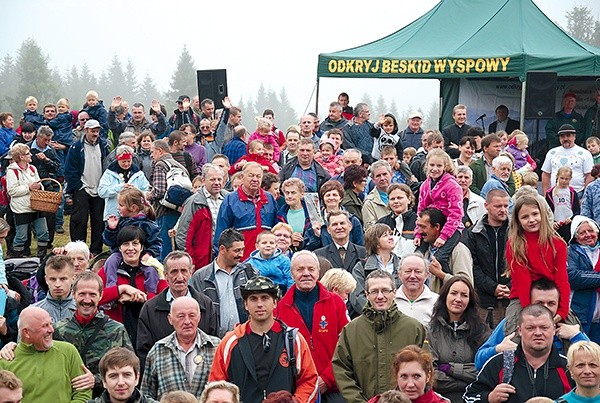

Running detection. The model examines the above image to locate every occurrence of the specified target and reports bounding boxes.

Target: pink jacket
[314,154,343,176]
[247,130,281,161]
[417,172,464,241]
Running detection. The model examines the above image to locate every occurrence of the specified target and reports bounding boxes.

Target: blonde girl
[545,166,579,243]
[415,148,463,274]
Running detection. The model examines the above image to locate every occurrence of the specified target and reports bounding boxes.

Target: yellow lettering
[328,60,337,73]
[422,60,431,73]
[336,60,345,73]
[364,59,372,73]
[485,58,500,72]
[465,59,475,73]
[500,57,510,71]
[434,59,446,73]
[475,59,485,73]
[372,59,380,73]
[407,60,417,74]
[355,60,364,73]
[398,60,407,74]
[381,60,390,73]
[447,59,457,73]
[391,59,399,73]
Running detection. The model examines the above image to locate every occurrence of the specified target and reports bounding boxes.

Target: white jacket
[6,162,41,214]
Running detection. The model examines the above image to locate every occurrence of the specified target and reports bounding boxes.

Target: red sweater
[507,231,570,320]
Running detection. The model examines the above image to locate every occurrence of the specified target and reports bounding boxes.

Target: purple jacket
[417,172,464,241]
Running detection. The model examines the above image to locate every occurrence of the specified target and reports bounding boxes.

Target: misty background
[1,0,599,131]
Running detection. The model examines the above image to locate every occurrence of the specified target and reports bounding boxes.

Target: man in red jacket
[275,250,349,402]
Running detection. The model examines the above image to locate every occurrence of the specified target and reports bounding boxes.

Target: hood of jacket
[362,299,402,333]
[570,215,600,243]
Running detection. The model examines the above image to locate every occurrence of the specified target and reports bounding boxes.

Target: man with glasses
[333,270,425,402]
[209,276,319,402]
[73,111,90,139]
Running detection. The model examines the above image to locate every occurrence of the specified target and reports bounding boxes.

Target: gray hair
[370,160,393,177]
[116,145,135,156]
[118,131,136,145]
[456,165,473,177]
[201,163,225,179]
[64,241,90,260]
[290,250,320,268]
[492,155,513,169]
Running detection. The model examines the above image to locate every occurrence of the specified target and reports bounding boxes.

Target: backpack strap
[80,316,109,359]
[284,325,299,394]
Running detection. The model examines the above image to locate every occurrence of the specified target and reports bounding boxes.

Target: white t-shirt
[542,145,593,192]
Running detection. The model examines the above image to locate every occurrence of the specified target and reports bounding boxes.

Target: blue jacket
[0,127,16,156]
[97,162,150,220]
[480,174,514,211]
[103,215,162,258]
[581,179,600,222]
[342,119,375,157]
[222,136,246,166]
[64,136,109,195]
[276,200,321,251]
[213,188,278,253]
[245,249,293,289]
[23,110,45,128]
[46,112,74,145]
[83,101,109,139]
[568,243,600,333]
[474,317,589,370]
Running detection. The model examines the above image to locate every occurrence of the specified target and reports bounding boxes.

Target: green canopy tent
[317,0,600,128]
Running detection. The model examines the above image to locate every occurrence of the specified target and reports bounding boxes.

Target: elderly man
[209,276,319,402]
[417,208,473,293]
[320,102,348,133]
[456,165,486,229]
[0,306,91,402]
[399,111,425,150]
[176,164,227,269]
[280,138,331,193]
[480,155,515,211]
[1,271,133,398]
[542,124,593,196]
[442,104,471,158]
[362,160,393,229]
[394,253,438,327]
[546,92,587,148]
[109,96,166,140]
[190,229,259,338]
[146,139,188,260]
[64,118,109,256]
[343,102,375,158]
[275,251,349,401]
[214,161,278,260]
[298,115,320,147]
[470,133,515,196]
[141,297,220,400]
[137,251,218,367]
[333,270,426,401]
[314,210,367,273]
[222,125,247,167]
[462,189,511,328]
[465,304,574,402]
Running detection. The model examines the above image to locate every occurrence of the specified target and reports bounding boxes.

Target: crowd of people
[0,89,600,402]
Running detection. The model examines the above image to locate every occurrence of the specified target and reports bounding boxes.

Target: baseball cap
[240,276,280,299]
[177,95,190,103]
[563,92,577,100]
[84,119,101,129]
[558,124,576,135]
[408,111,423,119]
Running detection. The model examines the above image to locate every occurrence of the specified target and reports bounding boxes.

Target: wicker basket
[30,178,63,213]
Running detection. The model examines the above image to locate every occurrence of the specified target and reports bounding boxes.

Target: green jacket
[332,300,426,403]
[545,109,587,148]
[469,157,515,196]
[0,340,92,403]
[55,311,133,395]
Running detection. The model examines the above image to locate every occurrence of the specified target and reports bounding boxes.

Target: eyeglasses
[367,288,394,297]
[79,118,89,122]
[200,126,210,129]
[275,233,291,239]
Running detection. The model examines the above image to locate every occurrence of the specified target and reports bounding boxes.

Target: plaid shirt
[141,329,220,399]
[149,156,170,202]
[293,163,318,192]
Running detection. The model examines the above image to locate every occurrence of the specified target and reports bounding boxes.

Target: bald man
[141,297,220,400]
[0,306,91,403]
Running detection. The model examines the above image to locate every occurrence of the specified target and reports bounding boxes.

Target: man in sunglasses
[333,270,426,402]
[209,276,319,402]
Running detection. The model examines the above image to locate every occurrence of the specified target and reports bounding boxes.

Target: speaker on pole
[197,69,228,110]
[524,71,557,119]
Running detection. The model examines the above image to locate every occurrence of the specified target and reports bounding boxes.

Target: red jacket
[186,206,213,270]
[229,153,278,175]
[275,282,349,391]
[507,231,570,320]
[98,266,168,323]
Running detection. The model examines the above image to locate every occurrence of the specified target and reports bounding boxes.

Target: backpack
[159,159,193,212]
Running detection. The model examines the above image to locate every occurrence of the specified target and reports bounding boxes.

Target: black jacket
[464,344,573,403]
[488,118,520,135]
[314,241,366,273]
[136,285,219,366]
[461,214,510,308]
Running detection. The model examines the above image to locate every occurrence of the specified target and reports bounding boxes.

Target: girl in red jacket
[504,195,570,335]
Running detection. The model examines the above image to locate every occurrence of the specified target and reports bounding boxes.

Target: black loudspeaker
[197,69,228,110]
[524,71,557,119]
